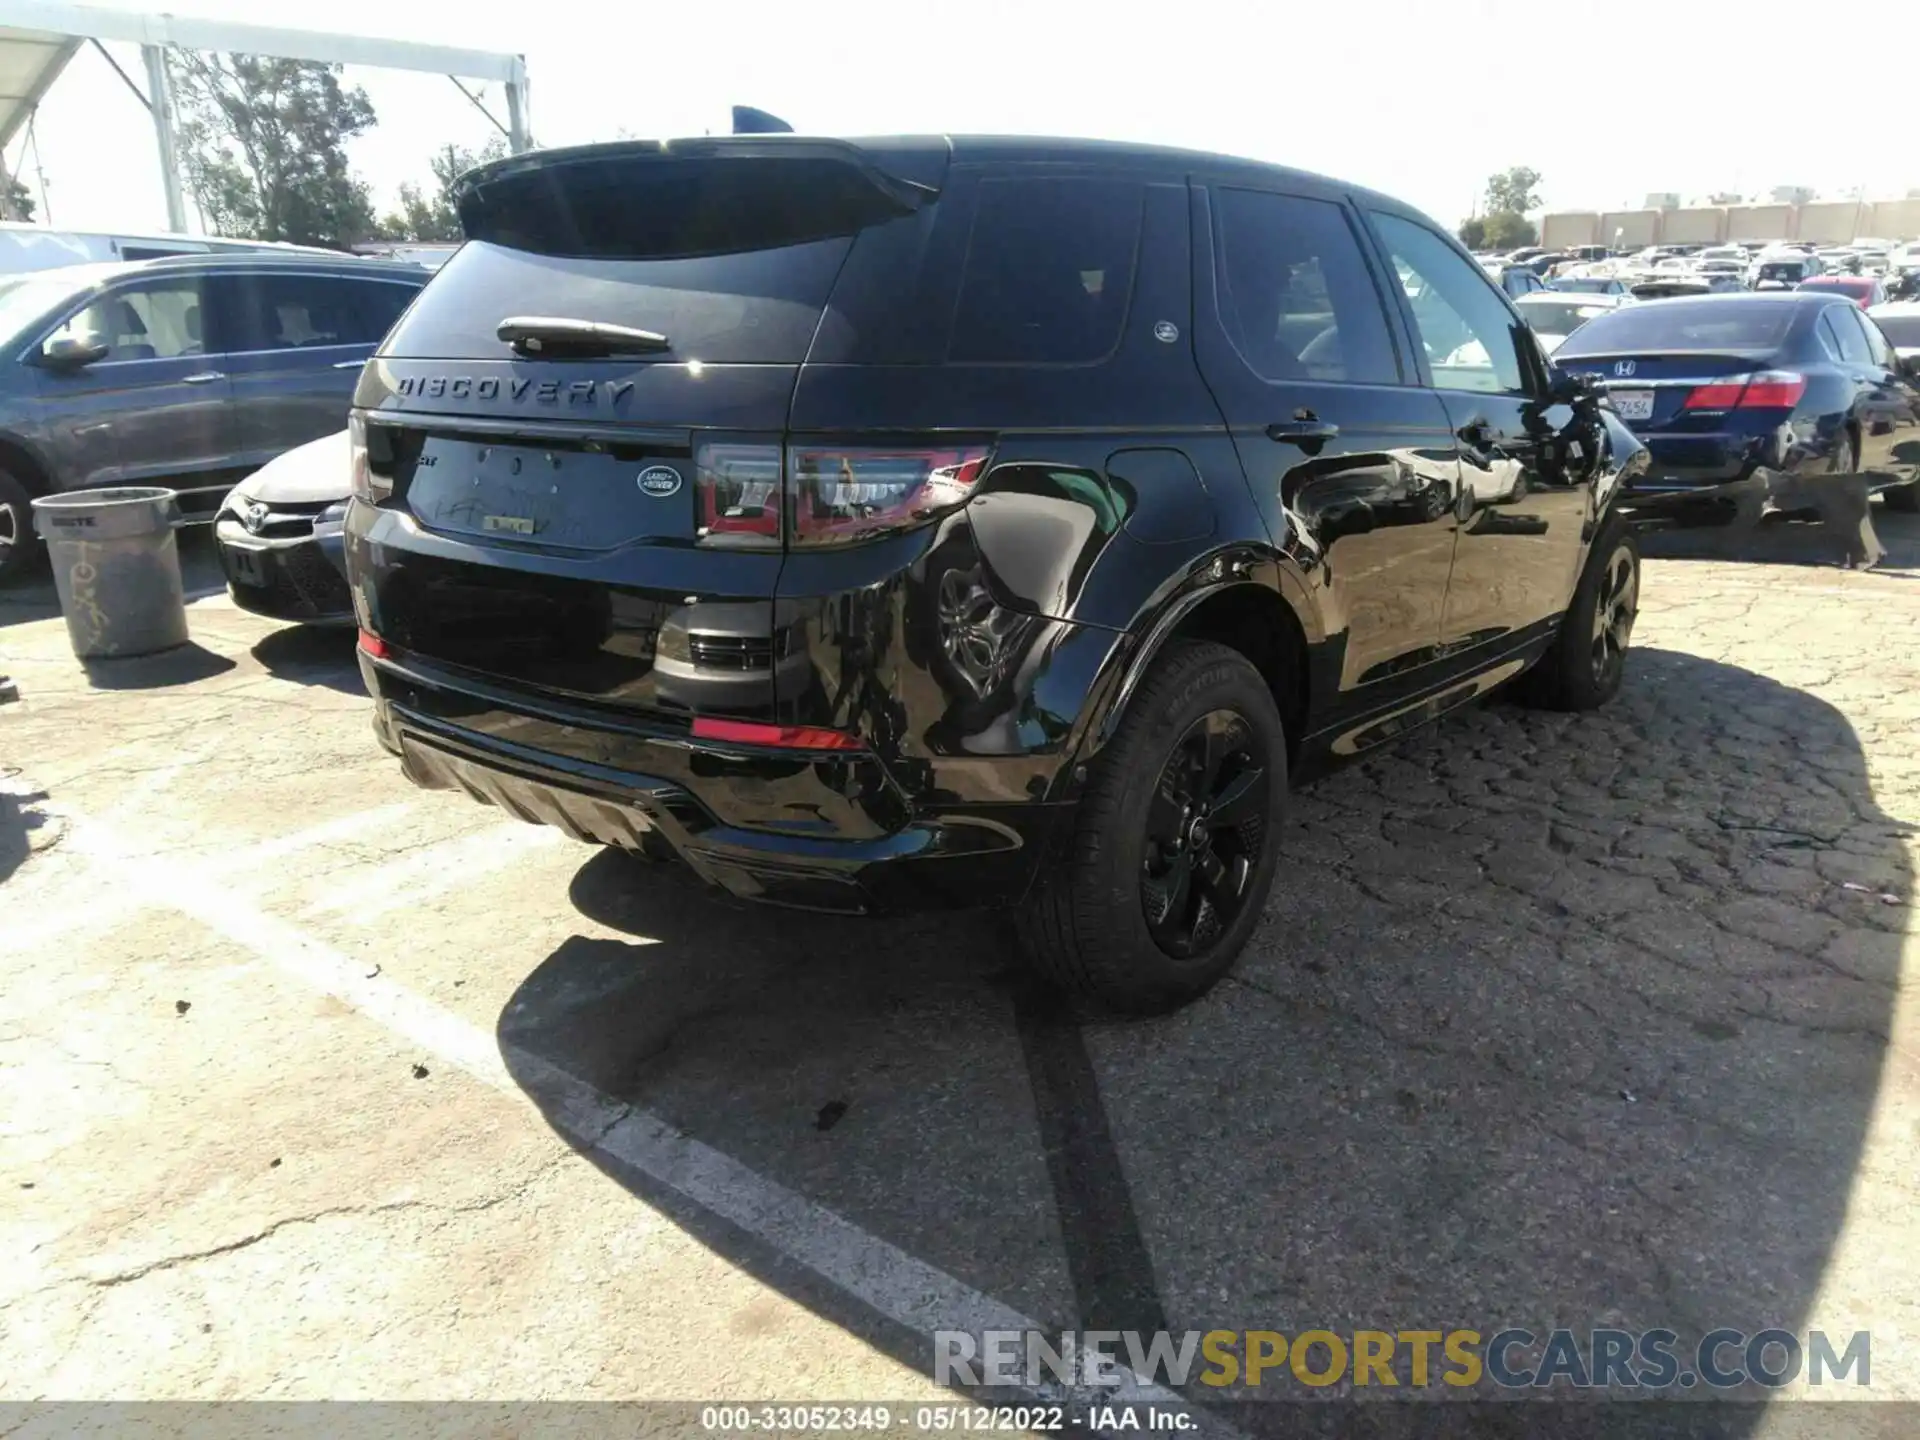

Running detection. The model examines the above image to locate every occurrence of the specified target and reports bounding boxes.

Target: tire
[0,468,41,586]
[1016,639,1287,1013]
[1521,513,1639,713]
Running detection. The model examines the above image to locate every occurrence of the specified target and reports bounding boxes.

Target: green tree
[168,50,378,248]
[1458,216,1488,251]
[1481,211,1538,250]
[373,138,506,242]
[1484,166,1543,217]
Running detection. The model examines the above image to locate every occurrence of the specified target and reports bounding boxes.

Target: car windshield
[1555,300,1799,357]
[1874,314,1920,346]
[0,266,112,347]
[1518,299,1611,336]
[1553,278,1614,293]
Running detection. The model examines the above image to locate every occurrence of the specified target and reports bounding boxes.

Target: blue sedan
[1551,293,1920,512]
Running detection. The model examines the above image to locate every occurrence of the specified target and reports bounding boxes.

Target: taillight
[690,717,861,750]
[1682,371,1805,411]
[786,445,991,547]
[695,442,782,549]
[348,414,388,503]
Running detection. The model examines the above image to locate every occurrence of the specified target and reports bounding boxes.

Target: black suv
[344,136,1649,1012]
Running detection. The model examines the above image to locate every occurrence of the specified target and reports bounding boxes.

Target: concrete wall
[1661,208,1726,244]
[1797,203,1867,244]
[1725,205,1793,242]
[1541,211,1599,248]
[1869,199,1920,239]
[1600,210,1661,248]
[1538,201,1914,247]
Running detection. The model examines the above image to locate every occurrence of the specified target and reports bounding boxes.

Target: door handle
[182,370,226,384]
[333,359,367,370]
[1266,419,1340,446]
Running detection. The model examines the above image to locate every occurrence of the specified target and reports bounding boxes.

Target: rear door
[1835,302,1920,480]
[1190,179,1463,706]
[221,270,424,467]
[32,273,235,490]
[353,141,948,724]
[1362,210,1594,654]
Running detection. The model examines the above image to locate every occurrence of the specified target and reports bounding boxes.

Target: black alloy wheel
[1590,543,1638,689]
[1016,639,1288,1013]
[1140,709,1270,958]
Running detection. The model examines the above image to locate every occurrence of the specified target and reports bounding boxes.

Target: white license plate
[1611,389,1655,421]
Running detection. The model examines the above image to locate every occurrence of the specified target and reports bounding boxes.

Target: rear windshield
[1556,300,1799,357]
[1517,298,1612,336]
[1875,314,1920,347]
[383,239,849,363]
[1801,277,1870,295]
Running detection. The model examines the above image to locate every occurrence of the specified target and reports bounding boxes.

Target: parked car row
[0,252,428,583]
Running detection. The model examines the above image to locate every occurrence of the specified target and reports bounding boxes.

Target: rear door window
[224,273,412,352]
[947,176,1143,365]
[1826,305,1873,364]
[1211,187,1397,384]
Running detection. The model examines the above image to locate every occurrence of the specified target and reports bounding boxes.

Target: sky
[8,0,1917,239]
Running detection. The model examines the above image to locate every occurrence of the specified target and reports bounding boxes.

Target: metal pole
[505,57,530,153]
[141,43,188,233]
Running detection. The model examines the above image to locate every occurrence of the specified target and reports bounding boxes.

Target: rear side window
[948,177,1142,365]
[1212,188,1397,384]
[1555,301,1799,357]
[224,273,421,352]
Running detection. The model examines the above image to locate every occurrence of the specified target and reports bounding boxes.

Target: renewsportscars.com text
[935,1328,1871,1391]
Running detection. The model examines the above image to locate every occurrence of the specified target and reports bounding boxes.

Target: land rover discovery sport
[344,135,1648,1012]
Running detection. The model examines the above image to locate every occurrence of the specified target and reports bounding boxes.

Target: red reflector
[690,717,861,751]
[356,629,388,660]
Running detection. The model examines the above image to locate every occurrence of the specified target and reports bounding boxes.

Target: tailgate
[351,139,948,724]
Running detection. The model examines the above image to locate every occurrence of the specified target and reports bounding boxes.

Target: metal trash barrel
[30,487,189,660]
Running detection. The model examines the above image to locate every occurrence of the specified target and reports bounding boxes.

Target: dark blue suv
[0,252,427,581]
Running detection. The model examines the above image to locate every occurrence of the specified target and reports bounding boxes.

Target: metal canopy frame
[0,0,530,232]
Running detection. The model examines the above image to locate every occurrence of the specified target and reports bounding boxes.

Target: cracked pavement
[2,521,1918,1411]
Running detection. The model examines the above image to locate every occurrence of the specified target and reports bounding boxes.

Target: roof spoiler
[453,136,945,225]
[732,106,793,135]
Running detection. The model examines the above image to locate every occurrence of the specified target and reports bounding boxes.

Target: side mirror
[40,333,108,369]
[1545,368,1599,406]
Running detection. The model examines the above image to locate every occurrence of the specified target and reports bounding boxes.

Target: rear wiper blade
[497,316,671,357]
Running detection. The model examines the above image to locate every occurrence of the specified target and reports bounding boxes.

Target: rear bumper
[361,648,1067,915]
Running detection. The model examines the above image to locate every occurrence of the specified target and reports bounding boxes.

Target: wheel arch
[0,431,55,495]
[1063,566,1320,791]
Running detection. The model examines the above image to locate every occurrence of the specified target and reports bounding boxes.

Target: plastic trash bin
[30,487,189,660]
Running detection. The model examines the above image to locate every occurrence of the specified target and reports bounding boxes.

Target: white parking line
[301,820,562,923]
[60,809,1209,1423]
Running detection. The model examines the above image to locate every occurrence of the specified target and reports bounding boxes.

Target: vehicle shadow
[1638,492,1920,572]
[498,647,1906,1425]
[249,624,364,695]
